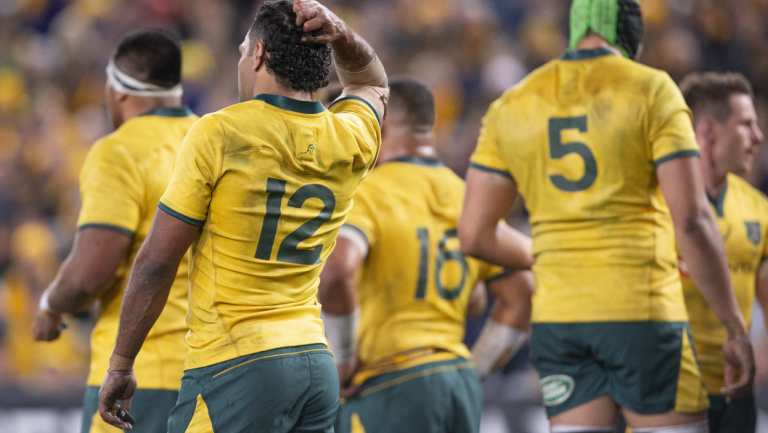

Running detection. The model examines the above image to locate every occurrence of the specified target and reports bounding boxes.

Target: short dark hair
[680,72,754,121]
[249,0,331,93]
[114,29,182,88]
[389,78,435,133]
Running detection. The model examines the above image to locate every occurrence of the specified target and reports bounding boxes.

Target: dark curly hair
[249,0,332,92]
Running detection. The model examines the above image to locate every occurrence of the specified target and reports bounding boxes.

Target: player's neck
[701,159,728,200]
[252,79,314,102]
[122,97,183,122]
[576,35,622,56]
[381,137,437,163]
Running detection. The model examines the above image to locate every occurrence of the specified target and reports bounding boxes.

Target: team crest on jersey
[540,375,575,407]
[745,221,761,246]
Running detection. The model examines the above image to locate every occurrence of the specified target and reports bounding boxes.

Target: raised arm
[33,228,131,341]
[97,211,198,430]
[657,156,753,395]
[293,0,388,117]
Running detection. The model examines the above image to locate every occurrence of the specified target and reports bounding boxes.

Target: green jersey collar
[254,94,325,114]
[561,47,616,61]
[142,106,194,117]
[390,155,444,167]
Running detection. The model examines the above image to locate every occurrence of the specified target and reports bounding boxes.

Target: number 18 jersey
[160,94,381,369]
[470,48,699,323]
[344,156,505,384]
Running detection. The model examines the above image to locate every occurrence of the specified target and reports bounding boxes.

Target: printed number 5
[548,116,596,191]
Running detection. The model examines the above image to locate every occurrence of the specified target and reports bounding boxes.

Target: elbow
[458,223,483,257]
[679,207,715,237]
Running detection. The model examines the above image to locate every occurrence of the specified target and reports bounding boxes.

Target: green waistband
[359,357,470,390]
[188,343,330,376]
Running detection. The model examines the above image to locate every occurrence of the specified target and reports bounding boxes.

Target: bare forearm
[489,270,533,330]
[678,215,745,336]
[46,258,110,313]
[332,28,375,75]
[463,223,533,270]
[47,274,95,313]
[321,278,357,315]
[112,259,176,359]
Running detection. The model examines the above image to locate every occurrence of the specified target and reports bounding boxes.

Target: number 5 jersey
[159,94,381,369]
[469,47,700,324]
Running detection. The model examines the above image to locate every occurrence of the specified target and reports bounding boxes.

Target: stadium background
[1,0,767,432]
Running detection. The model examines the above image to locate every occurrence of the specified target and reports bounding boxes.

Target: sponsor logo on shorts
[540,374,574,407]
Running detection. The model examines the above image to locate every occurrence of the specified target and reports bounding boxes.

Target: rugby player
[97,1,388,432]
[319,78,533,433]
[458,1,754,432]
[32,30,195,433]
[680,72,766,433]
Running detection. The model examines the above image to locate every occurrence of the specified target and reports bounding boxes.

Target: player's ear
[696,116,719,149]
[251,39,266,72]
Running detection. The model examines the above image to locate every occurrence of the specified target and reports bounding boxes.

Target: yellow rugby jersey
[682,174,768,393]
[78,107,196,388]
[470,48,699,323]
[344,157,506,384]
[160,94,381,369]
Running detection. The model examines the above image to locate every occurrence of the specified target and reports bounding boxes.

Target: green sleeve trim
[653,149,700,166]
[468,162,513,179]
[342,223,370,248]
[330,96,382,127]
[485,268,515,284]
[78,223,134,237]
[158,202,205,227]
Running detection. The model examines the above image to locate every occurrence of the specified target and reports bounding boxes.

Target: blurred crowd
[1,0,768,420]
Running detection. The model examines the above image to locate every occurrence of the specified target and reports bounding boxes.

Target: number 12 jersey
[470,48,700,323]
[160,94,381,369]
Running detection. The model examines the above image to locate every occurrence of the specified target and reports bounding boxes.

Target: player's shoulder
[728,174,768,208]
[357,162,401,192]
[329,95,377,115]
[493,59,558,105]
[87,128,133,163]
[195,102,249,133]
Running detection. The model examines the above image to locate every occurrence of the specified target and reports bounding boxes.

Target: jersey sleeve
[476,259,512,284]
[649,73,700,165]
[329,97,382,171]
[159,115,223,226]
[469,99,512,179]
[76,139,142,235]
[343,182,379,250]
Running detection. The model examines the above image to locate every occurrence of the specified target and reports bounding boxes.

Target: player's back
[346,156,501,382]
[160,95,380,369]
[79,108,196,389]
[471,48,699,323]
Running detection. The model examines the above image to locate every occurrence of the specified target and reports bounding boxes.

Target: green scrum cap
[569,0,644,59]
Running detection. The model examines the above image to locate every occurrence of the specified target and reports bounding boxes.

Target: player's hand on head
[293,0,346,44]
[721,334,755,397]
[32,309,65,341]
[98,369,137,430]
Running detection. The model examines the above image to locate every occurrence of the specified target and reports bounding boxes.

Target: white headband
[106,59,183,98]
